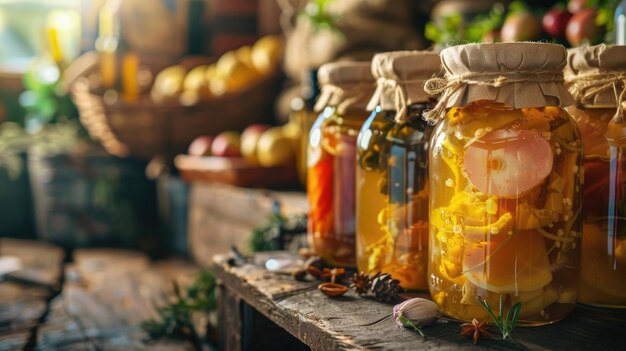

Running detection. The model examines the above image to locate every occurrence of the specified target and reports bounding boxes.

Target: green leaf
[596,8,609,26]
[399,316,425,337]
[477,296,523,345]
[425,22,442,43]
[508,302,523,331]
[477,297,504,335]
[498,294,505,323]
[173,281,183,300]
[508,1,530,14]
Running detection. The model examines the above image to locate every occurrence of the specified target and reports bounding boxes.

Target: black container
[156,174,189,257]
[0,153,35,239]
[28,148,160,251]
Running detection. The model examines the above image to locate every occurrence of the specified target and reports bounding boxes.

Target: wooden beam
[213,254,626,351]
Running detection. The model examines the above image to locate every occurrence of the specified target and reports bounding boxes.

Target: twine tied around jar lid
[367,50,441,123]
[314,61,375,116]
[423,43,574,124]
[565,44,626,124]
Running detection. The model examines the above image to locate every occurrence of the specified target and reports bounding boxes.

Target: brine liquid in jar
[429,100,583,325]
[308,107,366,267]
[356,107,394,273]
[568,106,626,308]
[357,105,433,290]
[380,107,432,290]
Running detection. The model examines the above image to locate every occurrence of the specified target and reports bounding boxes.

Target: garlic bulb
[393,298,439,327]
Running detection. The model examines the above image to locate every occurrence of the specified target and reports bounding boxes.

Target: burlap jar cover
[366,50,441,123]
[424,43,575,123]
[565,44,626,123]
[314,61,375,115]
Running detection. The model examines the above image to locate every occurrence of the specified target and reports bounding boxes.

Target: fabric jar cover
[565,44,626,123]
[314,61,375,114]
[424,43,574,123]
[366,50,441,122]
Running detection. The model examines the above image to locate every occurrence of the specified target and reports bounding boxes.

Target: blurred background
[0,0,620,256]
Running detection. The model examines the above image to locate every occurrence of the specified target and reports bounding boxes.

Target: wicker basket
[70,61,283,160]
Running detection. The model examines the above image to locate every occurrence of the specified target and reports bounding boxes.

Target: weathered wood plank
[213,254,626,351]
[0,239,64,351]
[218,284,243,351]
[0,331,31,351]
[37,249,198,351]
[1,238,64,289]
[188,183,307,267]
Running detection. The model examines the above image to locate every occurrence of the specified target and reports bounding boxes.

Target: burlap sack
[565,44,626,122]
[280,0,423,81]
[424,43,574,123]
[367,51,441,122]
[314,61,375,115]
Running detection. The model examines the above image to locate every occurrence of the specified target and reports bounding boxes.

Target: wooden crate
[187,182,307,267]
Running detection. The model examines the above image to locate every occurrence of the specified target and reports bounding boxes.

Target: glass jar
[427,43,582,325]
[616,0,626,45]
[356,51,440,290]
[289,69,320,187]
[565,44,626,308]
[356,107,394,272]
[307,62,374,267]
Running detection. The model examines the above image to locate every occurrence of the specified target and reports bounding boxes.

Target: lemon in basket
[180,65,212,106]
[251,35,284,74]
[236,45,262,80]
[212,51,257,95]
[256,126,295,167]
[151,65,186,103]
[183,65,211,97]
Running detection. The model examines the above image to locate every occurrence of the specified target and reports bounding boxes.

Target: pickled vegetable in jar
[565,44,626,308]
[356,51,440,290]
[307,62,374,267]
[425,43,581,325]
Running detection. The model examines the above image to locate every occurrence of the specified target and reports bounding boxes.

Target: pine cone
[370,273,403,302]
[349,272,372,295]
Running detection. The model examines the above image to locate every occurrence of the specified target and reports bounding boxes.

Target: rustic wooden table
[212,253,626,351]
[0,239,199,351]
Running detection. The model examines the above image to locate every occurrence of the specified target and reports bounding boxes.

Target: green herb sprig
[300,0,338,33]
[477,295,523,347]
[425,4,505,48]
[141,270,217,350]
[249,202,286,252]
[249,201,307,253]
[589,0,620,43]
[398,315,426,338]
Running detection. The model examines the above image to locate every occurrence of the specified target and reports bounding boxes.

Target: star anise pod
[349,271,372,295]
[460,319,491,345]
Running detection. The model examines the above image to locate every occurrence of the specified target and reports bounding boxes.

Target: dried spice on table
[460,319,491,345]
[293,256,404,300]
[349,271,372,295]
[318,267,348,297]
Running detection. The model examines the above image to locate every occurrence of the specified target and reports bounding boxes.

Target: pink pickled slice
[463,129,553,198]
